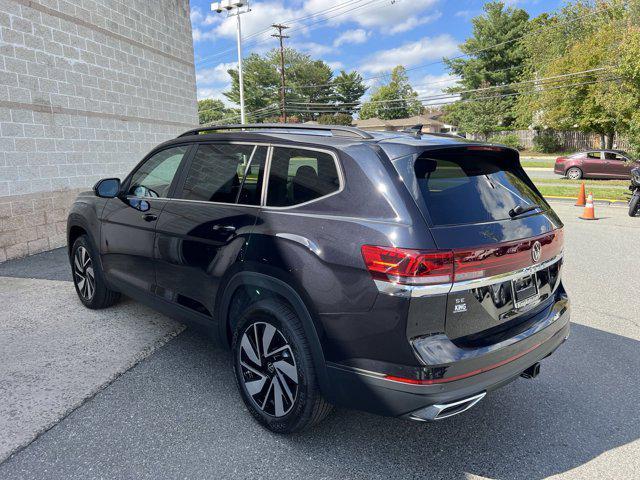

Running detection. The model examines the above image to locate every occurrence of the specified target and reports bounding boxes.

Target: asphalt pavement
[0,202,638,479]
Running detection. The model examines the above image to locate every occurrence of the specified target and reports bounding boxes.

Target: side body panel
[100,196,169,293]
[154,200,259,318]
[245,144,435,368]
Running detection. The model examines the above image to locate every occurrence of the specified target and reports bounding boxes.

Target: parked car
[67,124,570,433]
[554,150,638,179]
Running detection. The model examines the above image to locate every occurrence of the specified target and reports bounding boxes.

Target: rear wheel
[71,235,120,309]
[629,192,640,217]
[566,167,583,180]
[232,299,332,433]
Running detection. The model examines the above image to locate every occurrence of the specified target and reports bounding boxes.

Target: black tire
[70,235,121,309]
[629,192,640,217]
[566,167,583,180]
[231,299,332,433]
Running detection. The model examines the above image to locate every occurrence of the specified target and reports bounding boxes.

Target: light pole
[212,1,250,124]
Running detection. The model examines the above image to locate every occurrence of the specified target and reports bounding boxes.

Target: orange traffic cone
[579,192,597,220]
[575,182,586,207]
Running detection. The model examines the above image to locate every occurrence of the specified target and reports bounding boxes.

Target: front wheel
[71,235,121,309]
[629,191,640,217]
[232,299,332,433]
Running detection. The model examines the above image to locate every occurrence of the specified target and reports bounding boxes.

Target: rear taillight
[360,245,453,285]
[362,230,563,286]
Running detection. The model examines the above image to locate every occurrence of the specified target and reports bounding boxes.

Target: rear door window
[178,144,260,204]
[266,147,340,207]
[414,149,547,226]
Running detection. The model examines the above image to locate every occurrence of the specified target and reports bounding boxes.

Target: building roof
[353,115,445,129]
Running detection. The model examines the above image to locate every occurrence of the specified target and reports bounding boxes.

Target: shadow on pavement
[1,322,637,479]
[0,248,70,282]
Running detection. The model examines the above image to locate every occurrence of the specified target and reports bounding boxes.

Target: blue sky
[191,0,565,108]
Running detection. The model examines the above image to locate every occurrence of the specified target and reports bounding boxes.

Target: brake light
[467,146,504,152]
[360,245,453,285]
[362,230,563,286]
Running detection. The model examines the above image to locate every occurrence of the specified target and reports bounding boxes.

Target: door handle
[142,213,158,222]
[212,224,236,232]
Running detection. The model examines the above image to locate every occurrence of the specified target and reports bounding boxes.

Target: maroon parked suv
[554,150,638,179]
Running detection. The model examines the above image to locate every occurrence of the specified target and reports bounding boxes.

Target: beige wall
[0,0,198,261]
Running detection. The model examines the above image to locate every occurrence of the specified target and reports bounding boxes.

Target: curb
[545,195,628,207]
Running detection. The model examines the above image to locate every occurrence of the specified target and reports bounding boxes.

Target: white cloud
[306,0,439,32]
[454,10,476,20]
[413,73,460,105]
[196,62,237,85]
[191,6,204,24]
[388,12,442,35]
[360,34,459,74]
[192,27,218,43]
[333,28,369,47]
[326,61,344,71]
[213,1,300,40]
[197,86,236,108]
[195,0,441,44]
[293,41,333,57]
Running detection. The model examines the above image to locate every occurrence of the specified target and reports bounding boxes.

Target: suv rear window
[414,149,547,226]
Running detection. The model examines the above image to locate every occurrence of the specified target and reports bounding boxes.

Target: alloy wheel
[238,321,299,417]
[73,246,95,301]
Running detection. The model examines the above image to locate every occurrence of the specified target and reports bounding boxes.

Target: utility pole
[212,1,251,124]
[272,24,289,123]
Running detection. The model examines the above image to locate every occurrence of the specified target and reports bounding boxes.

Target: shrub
[533,129,562,153]
[488,133,523,150]
[317,113,353,126]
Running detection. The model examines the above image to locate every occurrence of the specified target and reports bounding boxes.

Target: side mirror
[94,178,121,198]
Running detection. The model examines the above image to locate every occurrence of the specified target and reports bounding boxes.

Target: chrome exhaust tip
[408,392,486,421]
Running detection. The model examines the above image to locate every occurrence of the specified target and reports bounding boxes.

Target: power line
[285,67,614,108]
[196,0,381,67]
[292,2,617,90]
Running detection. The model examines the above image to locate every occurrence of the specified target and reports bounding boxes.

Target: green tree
[317,113,353,125]
[225,52,280,116]
[517,0,640,150]
[225,48,335,122]
[333,70,367,115]
[359,66,421,120]
[443,1,530,133]
[197,99,236,125]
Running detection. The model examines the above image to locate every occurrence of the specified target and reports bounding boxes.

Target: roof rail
[177,123,374,140]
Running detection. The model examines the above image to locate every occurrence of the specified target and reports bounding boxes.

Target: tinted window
[128,146,188,198]
[604,152,627,161]
[237,146,267,205]
[179,144,255,203]
[266,147,340,207]
[587,152,601,159]
[414,150,547,226]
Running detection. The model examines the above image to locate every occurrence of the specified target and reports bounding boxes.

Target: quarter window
[128,146,188,198]
[266,147,340,207]
[179,144,259,203]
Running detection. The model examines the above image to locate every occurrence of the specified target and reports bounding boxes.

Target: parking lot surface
[0,201,638,479]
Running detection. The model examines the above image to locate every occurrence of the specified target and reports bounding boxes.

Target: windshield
[414,148,547,226]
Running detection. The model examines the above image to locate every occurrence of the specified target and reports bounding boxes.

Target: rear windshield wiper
[509,204,540,218]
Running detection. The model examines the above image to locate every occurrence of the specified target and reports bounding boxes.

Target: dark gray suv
[67,124,570,433]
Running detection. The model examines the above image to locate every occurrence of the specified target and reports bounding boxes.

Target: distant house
[353,115,457,133]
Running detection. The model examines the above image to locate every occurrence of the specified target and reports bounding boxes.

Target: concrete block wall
[0,0,198,261]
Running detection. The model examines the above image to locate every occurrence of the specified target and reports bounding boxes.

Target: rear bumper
[325,301,570,418]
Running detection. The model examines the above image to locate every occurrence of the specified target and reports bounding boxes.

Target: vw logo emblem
[531,241,542,263]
